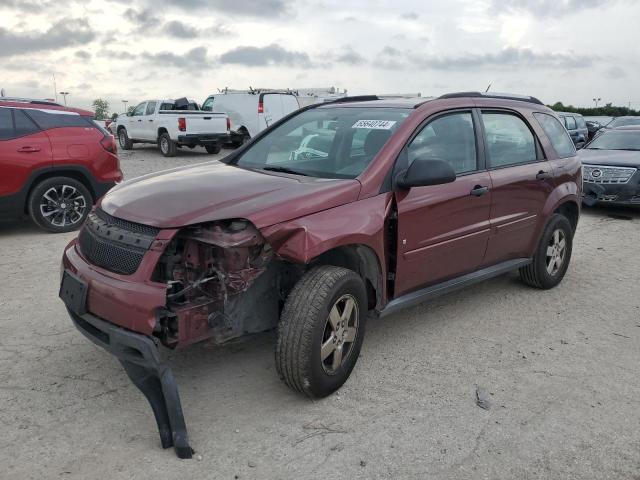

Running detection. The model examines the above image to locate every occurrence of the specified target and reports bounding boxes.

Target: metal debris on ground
[475,386,491,410]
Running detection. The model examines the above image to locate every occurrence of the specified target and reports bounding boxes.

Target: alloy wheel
[321,294,359,374]
[39,185,87,228]
[546,229,567,276]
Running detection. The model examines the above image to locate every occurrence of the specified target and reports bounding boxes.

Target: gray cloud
[334,48,367,66]
[400,11,419,20]
[0,18,95,58]
[164,20,199,38]
[124,7,161,32]
[141,46,209,69]
[493,0,612,17]
[75,50,92,60]
[0,0,53,11]
[98,49,137,60]
[153,0,290,17]
[219,44,312,67]
[604,66,626,79]
[376,47,594,70]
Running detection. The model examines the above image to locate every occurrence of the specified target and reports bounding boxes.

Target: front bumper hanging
[65,305,193,459]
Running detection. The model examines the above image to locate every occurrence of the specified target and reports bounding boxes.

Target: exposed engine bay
[153,219,298,348]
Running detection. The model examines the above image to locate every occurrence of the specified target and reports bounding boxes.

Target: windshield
[607,117,640,128]
[226,106,410,179]
[586,130,640,151]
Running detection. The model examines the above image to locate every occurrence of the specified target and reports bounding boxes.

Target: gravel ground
[1,145,639,479]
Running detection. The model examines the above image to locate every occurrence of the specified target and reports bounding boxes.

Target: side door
[262,94,282,128]
[140,101,157,140]
[479,110,554,266]
[0,108,53,201]
[394,110,492,296]
[127,102,147,139]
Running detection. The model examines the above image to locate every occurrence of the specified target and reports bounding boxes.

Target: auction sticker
[352,120,397,129]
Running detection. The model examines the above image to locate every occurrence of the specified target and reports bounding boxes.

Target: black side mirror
[396,158,456,189]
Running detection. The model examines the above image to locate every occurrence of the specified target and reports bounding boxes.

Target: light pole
[592,97,601,108]
[122,100,128,113]
[59,91,69,106]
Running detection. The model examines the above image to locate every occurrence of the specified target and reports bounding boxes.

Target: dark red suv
[0,100,122,232]
[59,92,581,457]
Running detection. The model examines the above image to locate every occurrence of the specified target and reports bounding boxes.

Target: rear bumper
[177,133,230,146]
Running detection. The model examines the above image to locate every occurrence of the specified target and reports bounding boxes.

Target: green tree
[92,98,110,120]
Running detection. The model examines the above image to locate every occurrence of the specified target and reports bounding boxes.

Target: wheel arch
[157,127,169,139]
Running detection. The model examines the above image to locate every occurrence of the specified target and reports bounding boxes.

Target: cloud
[153,0,291,17]
[604,66,626,79]
[163,20,233,38]
[376,46,594,70]
[141,46,209,69]
[0,18,95,58]
[219,44,312,67]
[492,0,612,18]
[98,49,137,60]
[124,7,161,32]
[75,50,92,60]
[0,0,53,11]
[334,47,367,65]
[400,11,419,20]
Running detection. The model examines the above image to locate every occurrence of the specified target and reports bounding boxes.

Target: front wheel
[118,129,133,150]
[519,214,573,289]
[158,132,177,157]
[275,266,367,398]
[28,177,92,233]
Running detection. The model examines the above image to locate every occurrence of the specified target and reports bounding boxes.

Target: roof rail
[438,91,544,106]
[326,95,380,104]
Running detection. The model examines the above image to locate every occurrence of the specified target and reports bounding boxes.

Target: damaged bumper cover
[66,307,193,458]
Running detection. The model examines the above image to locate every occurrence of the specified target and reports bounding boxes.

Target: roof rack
[326,95,380,104]
[438,91,544,106]
[0,96,62,106]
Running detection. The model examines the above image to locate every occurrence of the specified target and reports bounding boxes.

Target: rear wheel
[275,266,367,398]
[232,130,250,148]
[158,132,177,157]
[28,177,92,233]
[519,214,573,289]
[205,144,221,154]
[118,128,133,150]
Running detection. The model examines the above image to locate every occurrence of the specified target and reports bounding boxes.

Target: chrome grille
[78,210,159,275]
[583,164,637,184]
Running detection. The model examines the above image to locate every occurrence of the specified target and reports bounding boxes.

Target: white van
[202,90,300,146]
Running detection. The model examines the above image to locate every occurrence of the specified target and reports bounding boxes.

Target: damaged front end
[153,219,281,348]
[62,217,296,458]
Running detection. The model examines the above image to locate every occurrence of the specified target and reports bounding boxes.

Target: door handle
[17,146,41,153]
[148,119,153,122]
[138,119,142,122]
[470,185,489,197]
[536,170,552,180]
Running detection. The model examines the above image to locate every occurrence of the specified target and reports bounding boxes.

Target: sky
[1,0,639,112]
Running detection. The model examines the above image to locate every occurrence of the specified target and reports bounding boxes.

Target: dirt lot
[1,144,639,480]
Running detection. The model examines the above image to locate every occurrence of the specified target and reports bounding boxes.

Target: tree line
[548,102,640,117]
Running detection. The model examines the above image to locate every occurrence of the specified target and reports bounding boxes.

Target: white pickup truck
[114,98,230,157]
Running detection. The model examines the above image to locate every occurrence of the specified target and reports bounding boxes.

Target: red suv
[0,100,122,232]
[60,92,581,457]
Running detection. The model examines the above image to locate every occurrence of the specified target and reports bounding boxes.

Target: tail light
[100,134,117,154]
[258,101,264,113]
[178,117,186,131]
[226,117,231,131]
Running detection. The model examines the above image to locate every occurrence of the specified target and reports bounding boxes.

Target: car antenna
[485,83,492,92]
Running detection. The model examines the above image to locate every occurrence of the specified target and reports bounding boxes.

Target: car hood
[578,149,640,168]
[100,161,361,229]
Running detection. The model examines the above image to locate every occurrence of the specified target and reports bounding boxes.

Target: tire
[275,266,367,398]
[205,144,221,154]
[118,128,133,150]
[158,132,177,157]
[28,177,92,233]
[232,130,250,149]
[519,214,573,289]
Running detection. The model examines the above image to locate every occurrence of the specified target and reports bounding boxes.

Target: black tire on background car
[28,177,92,233]
[118,128,133,150]
[159,132,177,157]
[205,144,221,154]
[232,130,250,148]
[519,213,573,289]
[275,266,367,398]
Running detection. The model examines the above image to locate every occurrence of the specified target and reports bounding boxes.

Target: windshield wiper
[262,166,309,176]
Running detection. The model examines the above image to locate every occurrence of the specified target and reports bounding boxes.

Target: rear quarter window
[24,109,94,130]
[0,108,14,139]
[534,113,576,159]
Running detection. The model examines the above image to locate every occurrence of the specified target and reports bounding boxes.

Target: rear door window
[14,109,41,137]
[533,113,576,158]
[576,116,587,129]
[481,112,538,168]
[23,109,92,130]
[0,108,14,140]
[145,101,157,115]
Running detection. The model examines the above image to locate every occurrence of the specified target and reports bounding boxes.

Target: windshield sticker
[352,120,397,130]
